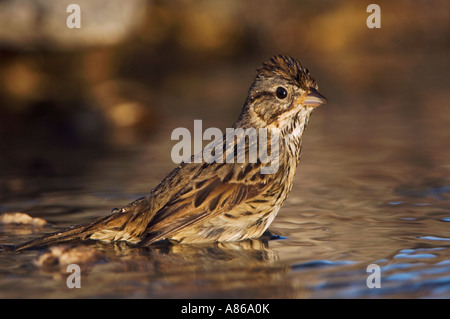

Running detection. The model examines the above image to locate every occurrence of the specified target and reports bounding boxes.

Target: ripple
[393,248,442,260]
[381,262,424,272]
[388,201,403,205]
[385,273,417,281]
[291,260,354,271]
[394,253,436,259]
[416,203,432,206]
[420,236,450,242]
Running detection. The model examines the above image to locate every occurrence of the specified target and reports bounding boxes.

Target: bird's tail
[12,196,151,252]
[13,216,109,252]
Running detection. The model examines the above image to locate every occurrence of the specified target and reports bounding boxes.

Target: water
[1,98,449,299]
[1,43,449,298]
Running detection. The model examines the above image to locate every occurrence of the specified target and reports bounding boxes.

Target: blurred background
[0,0,450,299]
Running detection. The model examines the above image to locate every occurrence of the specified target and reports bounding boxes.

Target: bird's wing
[139,161,273,246]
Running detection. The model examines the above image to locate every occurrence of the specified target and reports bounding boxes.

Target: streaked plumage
[14,55,326,251]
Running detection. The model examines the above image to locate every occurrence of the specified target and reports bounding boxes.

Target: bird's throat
[281,108,312,164]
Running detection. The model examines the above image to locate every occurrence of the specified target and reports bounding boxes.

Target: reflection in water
[0,239,288,298]
[97,240,285,298]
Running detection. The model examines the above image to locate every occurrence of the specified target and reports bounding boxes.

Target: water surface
[1,88,449,298]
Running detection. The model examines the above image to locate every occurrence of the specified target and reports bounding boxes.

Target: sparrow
[14,55,327,251]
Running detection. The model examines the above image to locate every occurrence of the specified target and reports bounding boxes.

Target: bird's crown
[256,55,318,90]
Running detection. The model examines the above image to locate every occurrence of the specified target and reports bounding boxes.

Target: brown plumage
[14,55,326,251]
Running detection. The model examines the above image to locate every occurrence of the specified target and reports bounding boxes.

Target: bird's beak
[302,87,327,108]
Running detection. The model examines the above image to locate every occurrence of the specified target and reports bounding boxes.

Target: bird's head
[238,55,327,130]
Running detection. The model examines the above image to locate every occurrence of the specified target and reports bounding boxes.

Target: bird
[14,55,327,251]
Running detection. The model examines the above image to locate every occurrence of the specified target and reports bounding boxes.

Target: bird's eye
[275,87,288,99]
